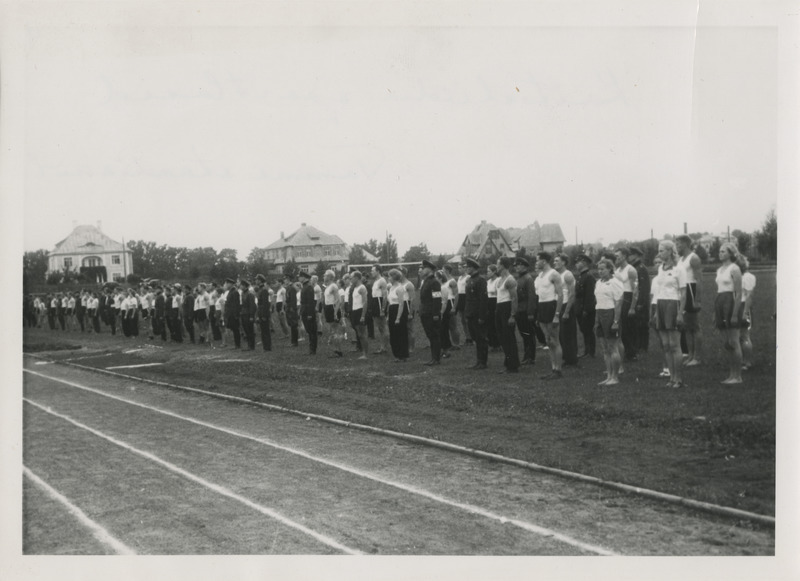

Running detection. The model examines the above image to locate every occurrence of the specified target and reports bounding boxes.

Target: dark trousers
[91,314,101,333]
[487,298,499,348]
[559,304,579,365]
[388,304,408,359]
[154,316,167,341]
[636,308,650,352]
[578,311,596,356]
[287,311,298,346]
[77,309,85,332]
[240,316,255,349]
[515,312,536,363]
[228,315,241,347]
[121,314,130,337]
[58,312,65,331]
[620,292,637,359]
[168,314,182,342]
[467,317,488,365]
[258,316,272,351]
[301,314,317,353]
[129,313,139,337]
[440,305,453,350]
[420,313,441,362]
[366,310,375,339]
[107,311,117,335]
[47,312,56,330]
[496,302,519,371]
[210,306,222,341]
[184,315,195,343]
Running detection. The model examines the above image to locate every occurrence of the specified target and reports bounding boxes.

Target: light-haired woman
[715,242,744,384]
[651,240,687,388]
[594,258,624,386]
[387,269,409,362]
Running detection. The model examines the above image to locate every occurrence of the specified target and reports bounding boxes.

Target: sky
[16,2,785,260]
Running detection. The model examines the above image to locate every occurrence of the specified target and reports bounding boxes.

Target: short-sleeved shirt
[595,277,624,310]
[653,265,686,301]
[741,272,756,303]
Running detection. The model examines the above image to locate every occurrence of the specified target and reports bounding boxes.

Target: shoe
[578,353,590,359]
[423,360,440,366]
[441,352,451,359]
[520,359,532,366]
[472,363,488,370]
[540,370,563,380]
[658,369,671,378]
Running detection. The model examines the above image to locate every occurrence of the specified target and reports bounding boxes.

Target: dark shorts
[194,310,207,323]
[595,308,619,339]
[655,299,680,331]
[324,304,336,323]
[456,294,466,313]
[685,282,700,313]
[537,301,557,324]
[350,308,364,327]
[370,296,385,318]
[714,292,736,330]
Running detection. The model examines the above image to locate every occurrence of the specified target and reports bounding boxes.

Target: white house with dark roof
[506,221,567,254]
[48,222,133,283]
[264,223,349,273]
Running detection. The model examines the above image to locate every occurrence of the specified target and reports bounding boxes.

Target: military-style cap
[629,247,644,257]
[576,254,592,265]
[255,274,266,283]
[514,257,530,267]
[298,271,311,279]
[224,278,236,284]
[464,257,480,269]
[421,259,436,270]
[240,278,251,287]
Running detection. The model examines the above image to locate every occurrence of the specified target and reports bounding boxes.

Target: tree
[212,248,241,280]
[282,259,299,280]
[314,260,328,279]
[756,208,777,260]
[348,245,367,265]
[185,247,218,280]
[708,237,722,263]
[732,229,752,256]
[246,247,273,279]
[378,233,398,263]
[402,243,431,263]
[694,244,709,263]
[23,249,49,289]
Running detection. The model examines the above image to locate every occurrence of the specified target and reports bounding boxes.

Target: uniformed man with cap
[238,279,256,350]
[298,271,318,354]
[255,274,272,352]
[418,259,443,365]
[574,254,596,358]
[463,257,489,369]
[628,246,651,355]
[224,278,242,348]
[514,256,538,365]
[182,285,196,343]
[153,285,167,342]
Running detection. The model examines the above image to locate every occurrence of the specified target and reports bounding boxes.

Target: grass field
[23,270,777,516]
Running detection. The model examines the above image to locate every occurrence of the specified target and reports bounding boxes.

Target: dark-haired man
[613,247,639,365]
[299,271,318,355]
[554,254,578,366]
[534,252,564,379]
[256,274,272,352]
[495,256,519,373]
[676,235,703,366]
[224,278,241,349]
[464,258,489,369]
[418,259,443,365]
[239,279,256,350]
[629,247,651,355]
[574,254,596,358]
[514,257,538,366]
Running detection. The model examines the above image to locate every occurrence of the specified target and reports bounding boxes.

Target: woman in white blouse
[715,243,744,384]
[738,256,756,371]
[594,258,624,386]
[651,241,687,388]
[387,269,409,361]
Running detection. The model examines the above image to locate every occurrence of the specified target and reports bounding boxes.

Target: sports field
[20,270,776,556]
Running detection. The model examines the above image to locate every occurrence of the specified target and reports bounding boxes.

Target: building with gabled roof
[48,222,133,283]
[506,221,567,254]
[454,220,516,262]
[264,223,349,273]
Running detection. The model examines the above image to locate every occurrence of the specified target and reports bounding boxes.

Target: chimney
[96,220,102,231]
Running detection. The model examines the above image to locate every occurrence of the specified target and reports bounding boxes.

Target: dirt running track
[22,362,773,556]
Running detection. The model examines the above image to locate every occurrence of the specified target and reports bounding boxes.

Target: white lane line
[214,359,249,363]
[24,368,618,555]
[105,363,164,370]
[34,361,53,365]
[23,396,361,556]
[61,353,115,362]
[23,466,137,555]
[122,349,143,354]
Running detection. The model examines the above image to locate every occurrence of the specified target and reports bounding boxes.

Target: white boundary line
[23,396,362,555]
[106,363,164,370]
[23,465,137,555]
[25,368,618,556]
[22,354,776,527]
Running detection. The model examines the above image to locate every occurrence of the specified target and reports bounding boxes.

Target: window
[112,255,120,264]
[113,273,123,281]
[299,265,309,273]
[324,247,332,256]
[63,257,73,268]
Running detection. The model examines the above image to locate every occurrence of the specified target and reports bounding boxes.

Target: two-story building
[48,222,133,283]
[264,223,349,273]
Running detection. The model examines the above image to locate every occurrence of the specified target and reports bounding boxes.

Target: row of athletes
[25,237,756,385]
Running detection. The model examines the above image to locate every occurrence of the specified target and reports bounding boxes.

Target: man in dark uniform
[284,276,299,347]
[574,254,596,358]
[255,274,272,352]
[223,278,241,348]
[153,286,167,342]
[168,284,183,342]
[239,279,257,350]
[463,257,489,370]
[299,271,318,355]
[418,259,443,365]
[182,285,196,343]
[103,287,117,335]
[514,257,537,365]
[629,247,651,354]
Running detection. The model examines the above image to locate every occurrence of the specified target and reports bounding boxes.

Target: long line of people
[24,237,756,385]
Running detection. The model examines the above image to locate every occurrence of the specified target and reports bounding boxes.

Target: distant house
[264,223,349,273]
[697,233,736,255]
[48,222,133,283]
[506,221,567,255]
[454,221,516,262]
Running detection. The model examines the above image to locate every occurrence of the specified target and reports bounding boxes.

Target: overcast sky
[17,2,784,259]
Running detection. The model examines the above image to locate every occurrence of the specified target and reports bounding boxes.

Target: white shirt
[653,264,686,301]
[276,287,286,303]
[678,252,699,284]
[614,264,636,293]
[372,278,385,298]
[67,298,76,309]
[324,283,339,306]
[457,274,468,294]
[352,284,366,310]
[496,275,513,303]
[741,272,756,303]
[314,284,322,301]
[487,277,497,298]
[387,283,407,305]
[339,288,347,304]
[595,277,624,310]
[715,263,738,293]
[535,270,557,302]
[89,298,99,310]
